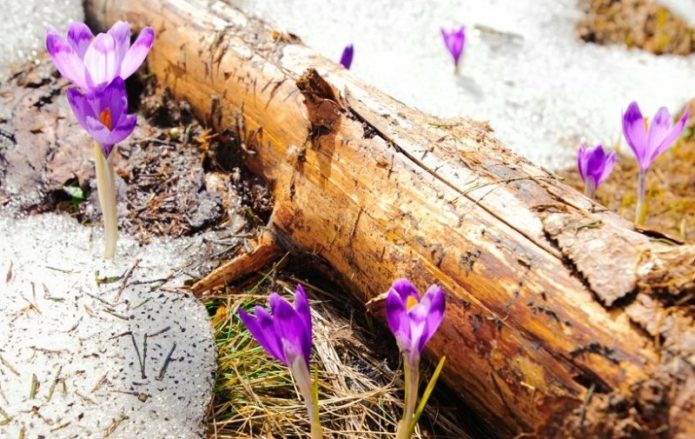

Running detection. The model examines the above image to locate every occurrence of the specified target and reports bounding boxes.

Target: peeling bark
[84,0,695,436]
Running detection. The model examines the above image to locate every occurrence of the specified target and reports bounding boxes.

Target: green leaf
[63,185,86,201]
[409,356,446,435]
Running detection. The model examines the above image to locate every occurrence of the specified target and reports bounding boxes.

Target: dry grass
[203,265,478,438]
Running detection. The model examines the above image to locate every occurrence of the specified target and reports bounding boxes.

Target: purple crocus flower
[441,26,466,71]
[622,101,689,173]
[66,77,137,158]
[239,284,323,436]
[46,21,155,91]
[622,101,689,223]
[339,44,354,69]
[576,144,616,198]
[239,284,312,368]
[385,278,446,364]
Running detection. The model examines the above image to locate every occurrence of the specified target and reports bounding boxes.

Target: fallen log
[85,1,695,437]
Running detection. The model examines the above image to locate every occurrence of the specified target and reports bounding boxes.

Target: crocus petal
[239,307,285,364]
[646,107,673,161]
[339,44,354,69]
[294,284,312,340]
[270,292,311,366]
[67,22,94,58]
[407,305,429,357]
[104,114,137,147]
[585,145,607,187]
[107,21,132,65]
[98,77,127,118]
[653,108,689,161]
[576,144,588,182]
[385,289,413,354]
[65,87,92,130]
[385,289,406,337]
[622,101,650,171]
[389,278,420,302]
[83,33,120,87]
[101,144,115,158]
[597,151,617,186]
[120,27,155,79]
[441,27,465,65]
[46,32,89,89]
[416,285,446,351]
[84,115,113,145]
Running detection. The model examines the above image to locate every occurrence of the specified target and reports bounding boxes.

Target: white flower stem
[396,355,420,439]
[635,170,647,225]
[94,143,118,259]
[584,181,596,200]
[289,357,323,439]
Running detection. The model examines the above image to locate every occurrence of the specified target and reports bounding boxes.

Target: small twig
[91,374,108,393]
[147,326,171,338]
[579,383,596,427]
[103,415,129,438]
[29,374,39,398]
[74,390,96,405]
[50,422,71,432]
[114,259,141,301]
[109,330,132,340]
[46,366,63,402]
[102,308,129,321]
[156,342,177,381]
[0,355,19,376]
[0,406,11,425]
[82,290,114,307]
[132,298,151,309]
[129,333,146,379]
[5,261,12,283]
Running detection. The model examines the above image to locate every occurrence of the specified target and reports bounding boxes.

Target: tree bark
[85,1,695,437]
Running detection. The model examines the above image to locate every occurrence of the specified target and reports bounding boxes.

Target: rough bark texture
[85,1,695,437]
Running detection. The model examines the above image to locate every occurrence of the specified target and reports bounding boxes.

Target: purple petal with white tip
[46,31,88,89]
[120,27,155,79]
[653,107,689,161]
[622,101,649,171]
[67,22,94,58]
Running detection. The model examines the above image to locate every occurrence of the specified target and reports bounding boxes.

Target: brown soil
[559,101,695,242]
[577,0,695,55]
[0,61,272,243]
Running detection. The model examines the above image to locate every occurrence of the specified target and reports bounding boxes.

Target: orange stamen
[644,117,650,131]
[99,108,113,131]
[405,295,419,310]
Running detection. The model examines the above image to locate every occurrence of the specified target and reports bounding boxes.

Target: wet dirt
[0,60,273,243]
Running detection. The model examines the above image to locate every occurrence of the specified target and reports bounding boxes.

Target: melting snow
[234,0,695,170]
[0,213,215,438]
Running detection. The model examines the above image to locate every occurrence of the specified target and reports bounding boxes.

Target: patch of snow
[0,0,83,76]
[234,0,695,170]
[658,0,695,28]
[0,213,215,438]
